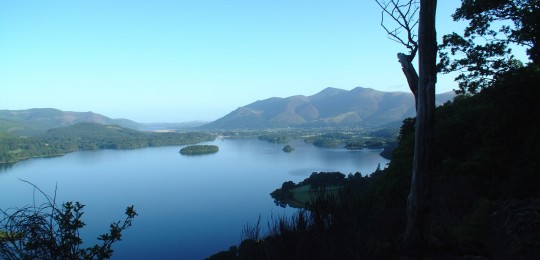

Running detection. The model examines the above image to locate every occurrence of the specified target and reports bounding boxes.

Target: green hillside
[0,122,215,164]
[0,108,141,136]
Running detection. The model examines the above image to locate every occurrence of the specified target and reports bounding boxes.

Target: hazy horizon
[2,1,466,122]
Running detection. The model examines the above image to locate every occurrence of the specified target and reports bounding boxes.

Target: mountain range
[0,108,139,136]
[203,87,455,129]
[1,87,455,134]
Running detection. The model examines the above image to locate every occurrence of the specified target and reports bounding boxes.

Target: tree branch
[375,0,419,56]
[375,0,420,106]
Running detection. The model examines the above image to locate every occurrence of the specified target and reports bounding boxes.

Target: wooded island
[179,145,219,155]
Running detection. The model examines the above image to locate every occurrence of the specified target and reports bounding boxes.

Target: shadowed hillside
[203,87,454,129]
[207,66,540,259]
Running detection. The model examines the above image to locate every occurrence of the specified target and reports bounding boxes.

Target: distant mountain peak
[313,87,347,95]
[351,86,377,92]
[203,87,455,129]
[320,86,345,92]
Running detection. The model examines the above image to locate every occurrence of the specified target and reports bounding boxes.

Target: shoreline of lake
[0,139,389,259]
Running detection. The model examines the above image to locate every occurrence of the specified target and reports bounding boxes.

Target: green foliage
[439,0,539,93]
[304,131,395,149]
[344,137,388,149]
[311,138,341,148]
[0,181,137,259]
[258,134,288,143]
[209,65,540,259]
[179,145,219,155]
[270,181,297,208]
[282,145,294,153]
[271,172,366,208]
[368,127,400,139]
[0,109,141,137]
[378,142,398,159]
[212,172,396,259]
[0,123,216,164]
[297,172,346,190]
[305,132,350,147]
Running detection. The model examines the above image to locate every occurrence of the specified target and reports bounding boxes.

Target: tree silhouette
[375,0,420,101]
[439,0,539,93]
[375,0,438,252]
[0,180,137,259]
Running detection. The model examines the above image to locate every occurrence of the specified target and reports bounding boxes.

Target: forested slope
[208,66,540,259]
[0,123,215,164]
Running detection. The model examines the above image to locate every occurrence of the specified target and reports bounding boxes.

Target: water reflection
[0,162,16,173]
[0,138,389,260]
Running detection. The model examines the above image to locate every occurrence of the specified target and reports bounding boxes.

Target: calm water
[0,138,388,259]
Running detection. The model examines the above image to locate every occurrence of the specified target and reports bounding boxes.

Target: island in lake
[282,144,294,152]
[179,145,219,155]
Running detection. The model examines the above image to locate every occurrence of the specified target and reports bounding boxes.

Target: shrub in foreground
[0,181,137,260]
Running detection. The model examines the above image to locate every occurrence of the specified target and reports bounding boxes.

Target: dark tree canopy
[439,0,540,93]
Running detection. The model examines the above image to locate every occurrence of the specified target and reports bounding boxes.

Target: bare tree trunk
[397,52,419,105]
[404,0,437,250]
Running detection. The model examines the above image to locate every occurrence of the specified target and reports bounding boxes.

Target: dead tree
[374,0,438,251]
[375,0,419,101]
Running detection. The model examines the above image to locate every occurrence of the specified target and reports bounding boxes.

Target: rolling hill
[0,108,140,136]
[203,87,455,129]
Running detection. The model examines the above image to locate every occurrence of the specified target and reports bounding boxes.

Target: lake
[0,138,389,259]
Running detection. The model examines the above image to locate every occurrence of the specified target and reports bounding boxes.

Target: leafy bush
[0,181,137,259]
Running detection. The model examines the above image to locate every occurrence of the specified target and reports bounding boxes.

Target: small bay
[0,138,389,259]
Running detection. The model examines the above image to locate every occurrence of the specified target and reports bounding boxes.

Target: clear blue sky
[1,0,464,123]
